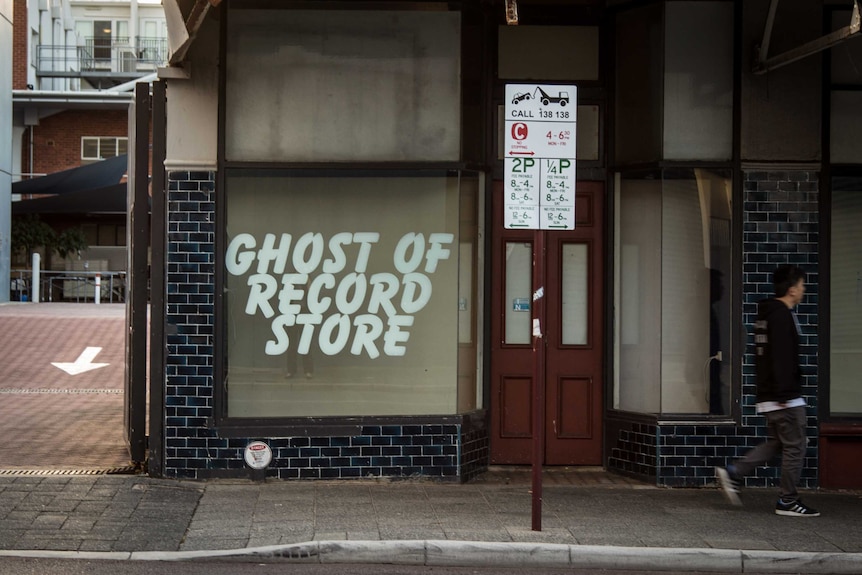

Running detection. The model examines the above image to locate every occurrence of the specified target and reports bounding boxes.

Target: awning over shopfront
[12,155,128,197]
[11,183,133,215]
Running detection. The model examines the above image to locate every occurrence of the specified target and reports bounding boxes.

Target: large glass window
[830,178,862,416]
[614,1,733,164]
[830,8,862,164]
[828,8,862,416]
[225,9,460,163]
[223,171,480,418]
[663,1,733,161]
[614,169,732,415]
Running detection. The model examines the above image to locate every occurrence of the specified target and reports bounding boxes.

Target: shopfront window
[830,178,862,416]
[223,171,480,418]
[828,7,862,416]
[225,8,460,163]
[614,169,732,415]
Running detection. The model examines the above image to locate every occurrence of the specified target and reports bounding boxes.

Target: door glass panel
[505,242,532,344]
[562,243,588,345]
[94,21,111,60]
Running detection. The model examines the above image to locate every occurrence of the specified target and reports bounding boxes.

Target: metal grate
[0,388,122,394]
[0,466,137,476]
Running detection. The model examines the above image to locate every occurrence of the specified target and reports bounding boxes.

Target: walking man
[716,264,819,517]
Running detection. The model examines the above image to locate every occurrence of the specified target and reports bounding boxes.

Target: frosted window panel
[617,179,661,413]
[498,25,599,81]
[830,185,862,414]
[505,242,532,345]
[223,173,470,418]
[615,170,732,415]
[663,2,733,161]
[660,177,710,413]
[225,10,460,162]
[830,91,862,164]
[562,244,588,345]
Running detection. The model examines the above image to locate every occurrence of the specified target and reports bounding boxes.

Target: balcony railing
[36,36,168,78]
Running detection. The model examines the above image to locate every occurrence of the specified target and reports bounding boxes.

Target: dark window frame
[213,0,491,433]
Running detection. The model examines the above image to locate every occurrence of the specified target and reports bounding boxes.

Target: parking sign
[504,84,577,230]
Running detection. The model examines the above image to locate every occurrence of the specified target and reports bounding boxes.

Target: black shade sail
[11,183,132,215]
[12,155,128,196]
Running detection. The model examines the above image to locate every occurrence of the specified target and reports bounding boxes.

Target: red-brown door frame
[489,180,604,465]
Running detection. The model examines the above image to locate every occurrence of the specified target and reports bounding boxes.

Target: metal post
[148,79,168,477]
[31,253,40,303]
[531,229,546,531]
[95,273,101,305]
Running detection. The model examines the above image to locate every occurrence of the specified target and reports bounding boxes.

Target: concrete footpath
[0,470,861,573]
[1,302,861,572]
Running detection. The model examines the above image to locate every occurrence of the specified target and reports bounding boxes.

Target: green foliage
[11,215,56,258]
[11,215,89,260]
[55,227,89,259]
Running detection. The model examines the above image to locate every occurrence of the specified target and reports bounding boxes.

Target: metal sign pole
[531,228,546,532]
[503,82,576,533]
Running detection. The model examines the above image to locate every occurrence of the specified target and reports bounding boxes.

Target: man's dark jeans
[734,405,807,501]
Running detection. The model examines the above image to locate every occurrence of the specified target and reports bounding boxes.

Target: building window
[222,170,481,418]
[224,8,461,163]
[828,6,862,417]
[614,1,733,165]
[81,137,128,161]
[75,20,130,61]
[614,168,732,415]
[830,178,862,416]
[219,5,479,421]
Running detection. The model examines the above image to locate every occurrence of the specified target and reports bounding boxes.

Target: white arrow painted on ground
[52,347,110,375]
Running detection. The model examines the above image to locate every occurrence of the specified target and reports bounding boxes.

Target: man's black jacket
[754,298,802,403]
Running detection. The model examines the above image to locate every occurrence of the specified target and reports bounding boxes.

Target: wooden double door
[490,181,604,465]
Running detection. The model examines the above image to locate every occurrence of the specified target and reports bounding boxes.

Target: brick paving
[0,476,202,552]
[0,303,131,472]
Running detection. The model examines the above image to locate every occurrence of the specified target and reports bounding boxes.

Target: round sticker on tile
[244,441,272,470]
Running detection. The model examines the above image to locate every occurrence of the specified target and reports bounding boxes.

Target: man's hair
[773,265,806,297]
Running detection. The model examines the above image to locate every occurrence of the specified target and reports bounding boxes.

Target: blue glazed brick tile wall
[607,420,657,481]
[165,171,216,480]
[162,171,487,481]
[736,169,819,489]
[657,423,742,487]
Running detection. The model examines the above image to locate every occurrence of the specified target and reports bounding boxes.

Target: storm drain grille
[0,388,122,394]
[0,466,137,476]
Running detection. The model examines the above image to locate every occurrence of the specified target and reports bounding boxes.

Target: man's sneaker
[715,467,742,506]
[775,499,820,517]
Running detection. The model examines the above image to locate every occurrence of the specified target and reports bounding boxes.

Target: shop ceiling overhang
[163,0,222,67]
[754,0,861,75]
[12,90,133,114]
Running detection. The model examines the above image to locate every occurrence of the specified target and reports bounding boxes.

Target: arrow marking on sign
[52,347,109,375]
[509,151,535,156]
